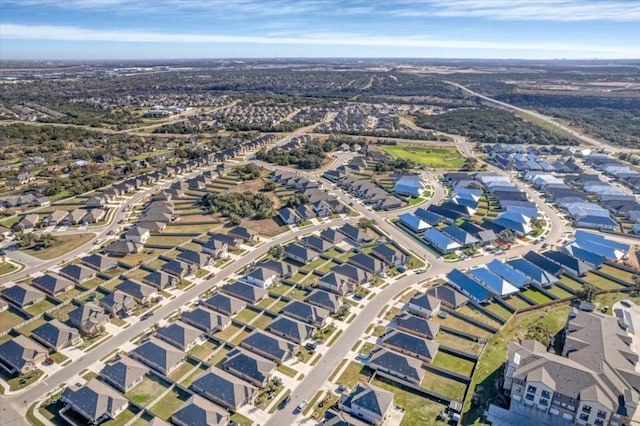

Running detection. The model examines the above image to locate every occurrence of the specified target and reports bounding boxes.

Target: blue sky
[1,0,638,60]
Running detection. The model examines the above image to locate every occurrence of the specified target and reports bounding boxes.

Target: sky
[0,0,639,60]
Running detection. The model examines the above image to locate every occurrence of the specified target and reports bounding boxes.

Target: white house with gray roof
[99,355,149,393]
[61,379,128,425]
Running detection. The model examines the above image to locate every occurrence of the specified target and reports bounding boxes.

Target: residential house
[103,240,143,257]
[177,249,211,267]
[281,300,329,328]
[99,355,149,393]
[394,175,426,197]
[100,291,136,318]
[245,267,278,289]
[13,214,39,231]
[267,316,315,344]
[59,264,95,284]
[348,253,386,275]
[382,329,439,362]
[406,293,441,319]
[331,264,371,285]
[338,224,373,245]
[278,207,300,225]
[143,270,177,290]
[1,284,46,308]
[368,346,426,385]
[82,209,106,224]
[371,244,407,268]
[63,209,87,226]
[204,292,246,317]
[31,319,81,351]
[32,273,75,296]
[82,253,117,272]
[240,330,297,364]
[202,237,229,259]
[85,196,107,209]
[393,313,440,340]
[130,337,185,376]
[425,285,468,310]
[181,307,231,335]
[162,260,198,278]
[228,226,258,243]
[319,271,355,296]
[320,228,345,245]
[68,303,109,336]
[124,227,150,244]
[397,212,431,233]
[156,320,204,351]
[338,382,394,426]
[191,367,257,411]
[255,260,297,279]
[115,280,156,304]
[300,235,333,253]
[222,348,276,388]
[222,281,267,304]
[423,229,461,254]
[60,379,128,425]
[446,269,492,304]
[44,210,68,227]
[283,243,319,264]
[305,289,341,314]
[171,395,229,426]
[0,335,48,375]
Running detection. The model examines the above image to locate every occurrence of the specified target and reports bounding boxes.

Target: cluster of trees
[201,191,274,223]
[15,232,57,249]
[374,157,415,172]
[415,108,577,145]
[284,194,309,208]
[255,140,331,169]
[234,164,261,180]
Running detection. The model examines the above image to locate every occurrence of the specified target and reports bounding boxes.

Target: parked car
[295,400,308,413]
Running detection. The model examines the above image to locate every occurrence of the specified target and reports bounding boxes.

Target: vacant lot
[378,145,465,169]
[23,233,95,260]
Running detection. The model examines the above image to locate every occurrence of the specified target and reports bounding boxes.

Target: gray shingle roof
[170,395,229,426]
[204,292,246,317]
[99,355,149,392]
[31,319,80,350]
[181,307,230,333]
[267,316,315,343]
[305,289,341,313]
[61,378,128,424]
[368,347,426,383]
[59,264,96,282]
[130,338,185,375]
[222,348,276,387]
[191,367,256,411]
[156,320,203,350]
[1,284,45,307]
[393,313,440,340]
[240,330,296,363]
[32,273,74,295]
[0,334,47,371]
[340,382,394,418]
[281,300,329,326]
[382,329,439,360]
[221,281,266,303]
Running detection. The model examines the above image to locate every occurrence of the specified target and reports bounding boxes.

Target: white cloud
[1,23,637,58]
[393,0,640,22]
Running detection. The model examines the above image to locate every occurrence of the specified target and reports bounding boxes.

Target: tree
[358,218,375,230]
[631,274,640,297]
[498,229,515,244]
[263,181,276,192]
[269,244,284,259]
[576,284,596,303]
[525,324,553,347]
[228,214,241,226]
[461,157,479,171]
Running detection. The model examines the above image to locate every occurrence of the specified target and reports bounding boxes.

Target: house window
[597,410,607,420]
[541,390,551,399]
[527,385,537,394]
[525,393,535,401]
[579,413,589,421]
[595,420,604,426]
[582,405,592,414]
[539,398,549,407]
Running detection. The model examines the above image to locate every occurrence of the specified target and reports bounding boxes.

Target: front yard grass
[23,233,95,260]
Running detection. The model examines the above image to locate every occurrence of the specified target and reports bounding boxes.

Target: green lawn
[25,299,57,316]
[582,272,626,290]
[378,145,465,169]
[435,331,482,355]
[372,376,449,426]
[277,364,297,378]
[335,361,373,388]
[149,387,191,420]
[229,413,253,426]
[0,262,18,276]
[547,284,574,299]
[188,339,218,361]
[432,352,475,376]
[0,309,29,333]
[251,314,275,329]
[1,368,44,391]
[234,308,260,324]
[23,233,96,260]
[432,315,493,339]
[521,288,553,304]
[126,375,169,407]
[599,264,636,282]
[464,303,570,424]
[483,303,513,321]
[420,370,467,400]
[458,305,503,328]
[559,276,583,291]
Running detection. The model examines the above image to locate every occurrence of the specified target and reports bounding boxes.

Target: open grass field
[23,233,95,260]
[599,264,636,282]
[0,308,29,333]
[435,331,483,355]
[433,314,493,339]
[521,288,553,304]
[582,272,627,290]
[126,375,169,407]
[149,387,191,420]
[335,361,373,388]
[0,262,18,276]
[547,284,574,299]
[420,369,467,400]
[432,352,475,376]
[373,376,449,426]
[458,305,503,328]
[378,145,465,169]
[559,275,583,291]
[464,303,570,424]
